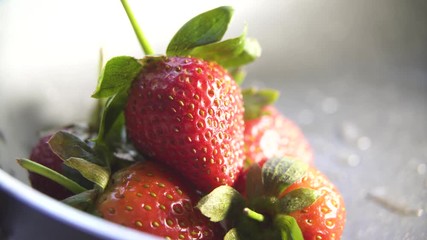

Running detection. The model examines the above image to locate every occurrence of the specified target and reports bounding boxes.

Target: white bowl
[1,1,427,239]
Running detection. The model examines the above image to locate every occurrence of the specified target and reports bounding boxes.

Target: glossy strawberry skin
[96,161,223,240]
[28,134,73,200]
[124,56,245,192]
[235,106,314,195]
[244,106,313,167]
[281,167,346,240]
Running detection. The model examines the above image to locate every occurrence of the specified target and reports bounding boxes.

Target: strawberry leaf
[186,24,261,69]
[262,157,308,196]
[92,56,142,99]
[48,131,104,167]
[224,228,240,240]
[219,38,261,68]
[274,214,304,240]
[243,88,280,120]
[196,185,245,222]
[167,6,233,56]
[189,26,247,67]
[96,90,127,145]
[62,189,99,211]
[278,188,319,214]
[228,67,246,85]
[48,131,110,188]
[17,158,87,194]
[63,157,110,190]
[104,113,125,147]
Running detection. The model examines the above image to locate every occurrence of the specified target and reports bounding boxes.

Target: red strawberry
[281,166,346,240]
[24,125,95,200]
[28,134,74,200]
[197,157,346,240]
[244,106,313,167]
[96,160,224,239]
[124,56,245,192]
[235,105,314,195]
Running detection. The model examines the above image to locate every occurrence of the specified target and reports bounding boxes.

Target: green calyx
[18,130,111,195]
[242,87,280,120]
[167,6,234,56]
[262,157,308,196]
[48,131,110,190]
[166,6,261,70]
[196,185,245,222]
[62,189,100,212]
[274,214,305,240]
[197,157,319,240]
[92,56,143,99]
[102,4,261,109]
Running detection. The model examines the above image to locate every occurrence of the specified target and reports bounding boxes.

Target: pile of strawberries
[18,4,346,240]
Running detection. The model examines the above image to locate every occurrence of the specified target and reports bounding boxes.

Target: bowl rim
[0,168,160,240]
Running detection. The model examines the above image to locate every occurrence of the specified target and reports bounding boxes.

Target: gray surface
[247,1,427,237]
[249,69,427,239]
[1,0,427,239]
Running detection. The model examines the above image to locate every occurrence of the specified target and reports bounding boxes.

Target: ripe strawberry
[281,166,346,240]
[244,106,314,167]
[197,157,346,240]
[28,134,74,200]
[25,126,94,200]
[124,56,245,192]
[235,104,314,196]
[96,160,224,239]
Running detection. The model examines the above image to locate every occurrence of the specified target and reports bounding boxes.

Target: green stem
[120,0,154,55]
[89,48,107,133]
[17,158,87,194]
[243,207,265,222]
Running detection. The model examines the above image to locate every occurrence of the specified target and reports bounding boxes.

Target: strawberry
[96,160,224,239]
[197,157,346,240]
[124,56,245,192]
[27,134,74,200]
[281,166,346,240]
[91,6,260,193]
[25,125,93,200]
[244,106,313,167]
[235,89,314,195]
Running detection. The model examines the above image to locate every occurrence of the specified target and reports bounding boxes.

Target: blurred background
[1,0,426,239]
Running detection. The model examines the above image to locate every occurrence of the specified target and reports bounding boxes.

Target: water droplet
[321,97,339,114]
[357,136,371,151]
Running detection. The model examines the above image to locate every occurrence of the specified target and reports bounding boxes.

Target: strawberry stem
[244,207,265,222]
[17,158,87,194]
[120,0,154,55]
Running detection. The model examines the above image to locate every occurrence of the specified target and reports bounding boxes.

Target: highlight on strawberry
[16,1,346,239]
